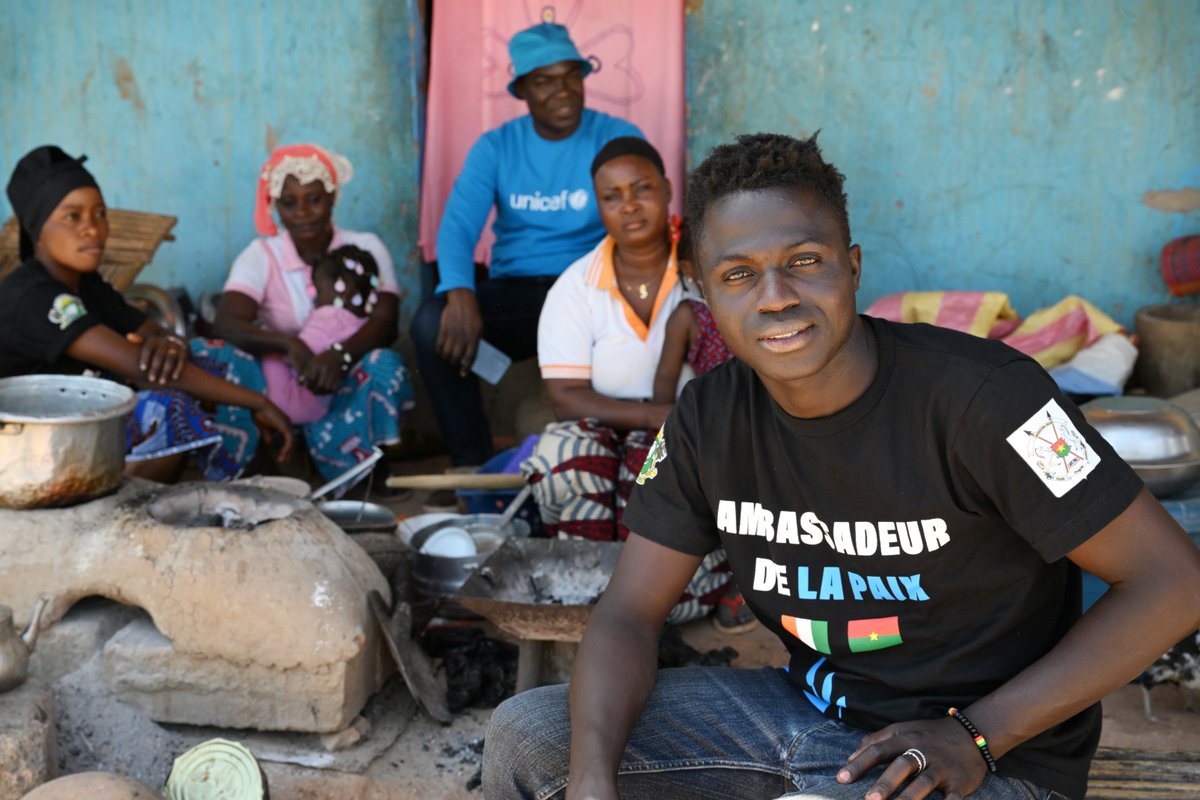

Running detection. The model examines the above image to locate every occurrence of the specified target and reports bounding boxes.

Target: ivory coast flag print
[781,615,831,654]
[847,616,903,652]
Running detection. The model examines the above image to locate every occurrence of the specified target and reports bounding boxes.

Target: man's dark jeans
[409,276,556,466]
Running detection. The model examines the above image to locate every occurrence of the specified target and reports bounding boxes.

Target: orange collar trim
[585,236,678,342]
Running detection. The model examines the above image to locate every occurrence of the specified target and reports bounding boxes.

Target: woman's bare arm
[546,378,672,432]
[66,323,295,461]
[652,303,696,404]
[212,290,300,358]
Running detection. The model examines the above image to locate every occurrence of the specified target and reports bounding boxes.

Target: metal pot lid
[1082,396,1200,463]
[0,375,135,424]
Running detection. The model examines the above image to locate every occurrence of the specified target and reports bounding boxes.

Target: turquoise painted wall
[0,0,426,318]
[685,0,1200,326]
[3,1,1195,331]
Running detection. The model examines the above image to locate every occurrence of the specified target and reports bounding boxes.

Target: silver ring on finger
[900,747,927,774]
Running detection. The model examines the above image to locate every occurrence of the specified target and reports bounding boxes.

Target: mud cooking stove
[0,479,391,734]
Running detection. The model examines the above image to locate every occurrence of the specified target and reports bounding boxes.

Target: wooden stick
[384,473,528,490]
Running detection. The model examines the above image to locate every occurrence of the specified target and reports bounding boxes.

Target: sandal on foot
[711,588,759,634]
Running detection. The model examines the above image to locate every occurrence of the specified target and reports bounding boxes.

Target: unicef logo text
[508,189,590,213]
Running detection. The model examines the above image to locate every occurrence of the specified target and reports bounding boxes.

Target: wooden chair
[0,209,177,293]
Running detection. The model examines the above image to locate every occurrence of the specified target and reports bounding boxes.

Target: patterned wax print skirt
[520,418,731,623]
[191,339,414,482]
[125,387,224,467]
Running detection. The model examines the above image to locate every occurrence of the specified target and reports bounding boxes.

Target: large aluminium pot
[0,375,136,509]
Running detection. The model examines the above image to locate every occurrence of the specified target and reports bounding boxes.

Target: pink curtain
[419,0,686,264]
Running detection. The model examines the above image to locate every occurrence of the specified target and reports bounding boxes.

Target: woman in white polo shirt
[521,137,729,623]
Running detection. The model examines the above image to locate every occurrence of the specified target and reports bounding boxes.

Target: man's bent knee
[483,685,571,799]
[409,295,446,351]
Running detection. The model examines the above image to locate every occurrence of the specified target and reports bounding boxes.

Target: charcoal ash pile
[422,626,519,712]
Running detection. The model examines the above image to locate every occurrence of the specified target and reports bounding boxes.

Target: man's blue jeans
[483,666,1066,800]
[409,276,556,466]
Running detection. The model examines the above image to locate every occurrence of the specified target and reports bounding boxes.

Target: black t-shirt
[623,315,1143,800]
[0,258,146,377]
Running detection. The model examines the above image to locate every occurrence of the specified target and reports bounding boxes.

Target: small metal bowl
[316,500,398,533]
[1082,396,1200,497]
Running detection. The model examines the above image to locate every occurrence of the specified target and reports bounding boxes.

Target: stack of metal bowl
[410,513,532,600]
[1082,396,1200,497]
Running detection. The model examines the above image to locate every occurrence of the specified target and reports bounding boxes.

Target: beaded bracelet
[948,707,998,773]
[329,341,353,372]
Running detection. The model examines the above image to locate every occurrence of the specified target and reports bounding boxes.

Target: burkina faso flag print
[847,616,903,652]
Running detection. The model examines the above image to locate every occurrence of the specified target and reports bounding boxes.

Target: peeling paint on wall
[1143,188,1200,214]
[186,59,206,103]
[111,57,145,112]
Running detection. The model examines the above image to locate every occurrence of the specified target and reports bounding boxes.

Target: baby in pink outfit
[262,245,381,424]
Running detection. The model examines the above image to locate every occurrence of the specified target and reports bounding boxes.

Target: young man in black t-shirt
[482,133,1200,800]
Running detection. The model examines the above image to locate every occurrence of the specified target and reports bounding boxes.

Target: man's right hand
[566,775,620,800]
[436,288,484,377]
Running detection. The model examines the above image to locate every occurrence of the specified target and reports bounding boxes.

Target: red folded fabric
[1161,235,1200,297]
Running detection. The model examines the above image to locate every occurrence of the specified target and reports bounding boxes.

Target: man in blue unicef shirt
[411,22,643,476]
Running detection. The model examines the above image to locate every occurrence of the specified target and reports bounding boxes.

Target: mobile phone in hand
[470,339,512,385]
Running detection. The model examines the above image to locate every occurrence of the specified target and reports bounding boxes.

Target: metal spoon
[496,483,533,532]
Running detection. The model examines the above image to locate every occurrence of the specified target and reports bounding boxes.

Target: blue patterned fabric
[192,339,413,481]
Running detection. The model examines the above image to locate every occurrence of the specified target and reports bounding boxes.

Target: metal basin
[0,375,135,509]
[455,538,623,642]
[316,500,397,533]
[1082,396,1200,497]
[410,514,531,599]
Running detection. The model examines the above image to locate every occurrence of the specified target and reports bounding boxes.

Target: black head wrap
[6,145,99,260]
[590,136,665,179]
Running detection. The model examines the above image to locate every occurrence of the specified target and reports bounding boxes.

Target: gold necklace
[615,251,660,301]
[624,281,650,300]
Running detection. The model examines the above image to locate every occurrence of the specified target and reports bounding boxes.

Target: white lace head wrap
[254,143,354,235]
[266,150,354,200]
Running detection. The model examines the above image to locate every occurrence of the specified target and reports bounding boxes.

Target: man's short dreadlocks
[685,132,851,259]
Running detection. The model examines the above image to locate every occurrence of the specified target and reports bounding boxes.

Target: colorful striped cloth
[521,418,731,623]
[865,291,1137,395]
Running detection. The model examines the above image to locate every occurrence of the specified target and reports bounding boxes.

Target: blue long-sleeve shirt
[434,109,642,294]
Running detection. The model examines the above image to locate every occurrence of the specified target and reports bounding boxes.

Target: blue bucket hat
[507,23,592,98]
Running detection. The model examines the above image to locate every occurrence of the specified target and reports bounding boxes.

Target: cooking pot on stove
[0,375,135,509]
[410,514,531,599]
